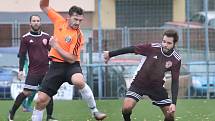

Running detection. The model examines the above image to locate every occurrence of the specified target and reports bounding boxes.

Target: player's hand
[18,71,24,81]
[167,104,176,113]
[49,36,59,49]
[103,51,110,63]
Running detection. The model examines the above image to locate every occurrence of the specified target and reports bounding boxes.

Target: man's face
[30,16,41,32]
[161,35,175,53]
[68,13,84,30]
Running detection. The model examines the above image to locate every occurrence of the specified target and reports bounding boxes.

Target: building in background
[0,0,215,47]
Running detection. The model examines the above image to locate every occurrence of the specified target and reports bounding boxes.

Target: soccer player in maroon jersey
[8,15,57,121]
[104,29,181,121]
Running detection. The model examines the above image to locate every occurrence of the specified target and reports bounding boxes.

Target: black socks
[122,111,132,121]
[46,97,53,117]
[11,92,27,114]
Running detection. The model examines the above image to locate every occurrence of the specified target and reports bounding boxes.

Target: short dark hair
[69,6,84,16]
[163,29,179,43]
[29,15,41,22]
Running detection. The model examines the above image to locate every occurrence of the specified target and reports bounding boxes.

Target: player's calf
[164,115,174,121]
[122,110,132,121]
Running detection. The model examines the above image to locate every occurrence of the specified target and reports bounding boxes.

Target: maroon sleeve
[18,37,28,56]
[171,60,181,104]
[18,37,28,71]
[134,44,152,56]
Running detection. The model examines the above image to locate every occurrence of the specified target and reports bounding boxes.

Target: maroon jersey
[132,43,181,89]
[18,31,50,75]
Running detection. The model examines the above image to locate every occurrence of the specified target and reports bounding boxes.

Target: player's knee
[75,81,85,89]
[35,93,49,109]
[122,100,135,113]
[36,97,45,107]
[72,73,85,89]
[36,96,45,103]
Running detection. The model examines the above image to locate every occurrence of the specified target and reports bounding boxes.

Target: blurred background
[0,0,215,100]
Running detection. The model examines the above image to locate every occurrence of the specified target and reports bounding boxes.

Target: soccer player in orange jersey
[31,0,106,121]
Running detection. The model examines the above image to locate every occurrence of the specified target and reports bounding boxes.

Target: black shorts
[126,85,172,107]
[40,61,82,97]
[24,74,45,91]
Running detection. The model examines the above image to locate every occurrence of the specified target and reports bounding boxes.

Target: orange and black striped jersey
[47,8,84,62]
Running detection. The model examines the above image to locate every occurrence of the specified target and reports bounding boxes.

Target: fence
[1,0,215,99]
[83,63,215,99]
[0,25,215,100]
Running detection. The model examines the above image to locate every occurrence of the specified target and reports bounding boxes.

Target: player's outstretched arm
[103,46,135,63]
[109,46,135,57]
[40,0,50,14]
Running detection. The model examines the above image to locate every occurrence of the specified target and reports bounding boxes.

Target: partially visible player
[8,15,57,121]
[104,29,181,121]
[21,57,37,112]
[31,0,106,121]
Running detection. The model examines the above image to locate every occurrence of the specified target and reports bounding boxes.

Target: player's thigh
[24,74,42,91]
[40,62,65,97]
[147,87,172,106]
[126,85,143,102]
[66,62,84,88]
[22,89,33,96]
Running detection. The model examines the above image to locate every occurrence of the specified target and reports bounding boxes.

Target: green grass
[0,99,215,121]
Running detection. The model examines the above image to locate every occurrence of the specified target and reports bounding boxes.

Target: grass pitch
[0,99,215,121]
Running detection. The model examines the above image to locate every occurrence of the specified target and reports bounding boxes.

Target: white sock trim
[32,107,44,121]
